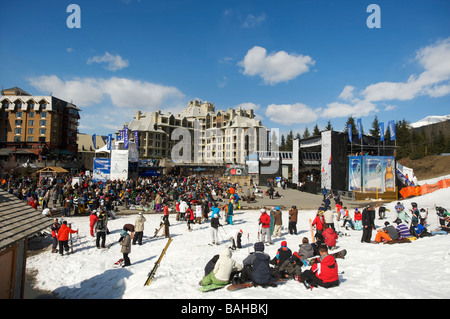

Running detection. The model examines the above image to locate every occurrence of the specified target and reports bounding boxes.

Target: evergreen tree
[369,115,380,139]
[302,127,310,139]
[313,124,320,136]
[325,120,333,131]
[344,116,358,135]
[280,134,286,151]
[286,130,294,151]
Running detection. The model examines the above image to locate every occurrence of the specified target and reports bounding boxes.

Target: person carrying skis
[56,220,78,256]
[298,245,340,289]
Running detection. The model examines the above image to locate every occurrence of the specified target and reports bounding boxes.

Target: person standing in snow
[273,207,283,238]
[94,214,108,249]
[119,228,132,267]
[133,212,146,246]
[57,220,78,256]
[361,204,376,243]
[288,205,298,235]
[51,218,60,253]
[210,214,221,245]
[258,209,273,245]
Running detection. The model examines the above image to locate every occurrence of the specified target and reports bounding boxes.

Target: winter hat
[254,242,265,252]
[276,206,280,210]
[281,241,287,247]
[260,208,266,213]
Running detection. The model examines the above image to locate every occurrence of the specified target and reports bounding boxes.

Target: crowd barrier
[400,179,450,199]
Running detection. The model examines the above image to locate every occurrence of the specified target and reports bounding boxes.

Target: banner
[110,150,129,180]
[92,134,96,150]
[388,120,396,140]
[93,158,111,182]
[348,124,352,143]
[107,134,112,151]
[134,131,139,150]
[357,118,362,139]
[362,156,395,192]
[348,156,362,191]
[124,128,129,149]
[379,122,384,142]
[119,130,123,141]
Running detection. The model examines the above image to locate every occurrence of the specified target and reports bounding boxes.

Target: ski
[309,218,315,243]
[69,223,74,254]
[153,223,164,238]
[144,237,173,286]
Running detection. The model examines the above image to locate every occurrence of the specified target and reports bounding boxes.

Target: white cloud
[265,103,319,125]
[238,46,315,85]
[27,75,185,111]
[323,37,450,119]
[241,12,266,28]
[87,52,129,71]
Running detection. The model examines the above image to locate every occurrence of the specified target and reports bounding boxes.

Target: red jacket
[322,227,338,247]
[312,215,324,231]
[57,224,78,241]
[259,212,271,228]
[90,213,99,226]
[186,208,194,220]
[312,254,339,283]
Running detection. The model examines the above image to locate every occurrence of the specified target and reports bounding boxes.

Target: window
[40,112,47,118]
[16,111,23,118]
[29,112,35,118]
[28,128,34,134]
[15,120,22,126]
[14,128,22,134]
[14,136,21,142]
[29,120,34,126]
[39,128,47,135]
[40,120,47,126]
[28,136,34,142]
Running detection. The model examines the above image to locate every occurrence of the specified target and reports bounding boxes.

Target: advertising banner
[361,156,395,192]
[110,150,129,180]
[348,156,362,191]
[93,158,111,182]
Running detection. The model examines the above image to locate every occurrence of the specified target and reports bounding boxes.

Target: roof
[1,86,31,96]
[0,190,53,251]
[36,166,69,173]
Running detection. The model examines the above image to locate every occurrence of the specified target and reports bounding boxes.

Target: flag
[134,131,139,150]
[357,118,362,139]
[388,120,396,140]
[92,134,96,150]
[107,134,112,151]
[379,122,384,141]
[124,128,129,149]
[348,124,353,143]
[119,130,123,141]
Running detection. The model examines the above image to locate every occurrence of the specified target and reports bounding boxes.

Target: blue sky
[1,0,449,137]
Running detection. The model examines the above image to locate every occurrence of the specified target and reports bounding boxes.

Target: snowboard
[153,223,164,237]
[431,230,448,236]
[307,249,347,266]
[144,237,173,286]
[200,284,228,293]
[227,278,287,291]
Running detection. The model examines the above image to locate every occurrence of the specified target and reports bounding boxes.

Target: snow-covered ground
[27,187,450,300]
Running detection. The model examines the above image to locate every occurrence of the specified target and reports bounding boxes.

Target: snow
[409,114,450,128]
[27,187,450,300]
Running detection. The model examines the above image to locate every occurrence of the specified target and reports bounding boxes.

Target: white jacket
[324,210,334,224]
[213,248,243,282]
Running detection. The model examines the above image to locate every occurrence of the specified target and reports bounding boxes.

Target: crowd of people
[2,171,449,290]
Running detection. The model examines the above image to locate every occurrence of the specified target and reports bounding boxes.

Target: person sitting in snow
[200,247,242,287]
[241,242,275,286]
[276,251,303,279]
[322,224,338,250]
[270,241,292,266]
[298,245,340,289]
